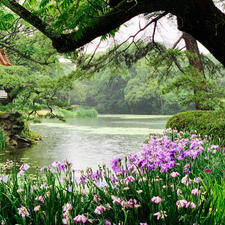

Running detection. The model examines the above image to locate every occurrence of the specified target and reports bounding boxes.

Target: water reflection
[0,115,170,171]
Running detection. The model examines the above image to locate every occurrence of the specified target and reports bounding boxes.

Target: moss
[20,121,42,144]
[166,110,225,145]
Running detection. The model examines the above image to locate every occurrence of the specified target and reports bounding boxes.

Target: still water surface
[0,115,170,171]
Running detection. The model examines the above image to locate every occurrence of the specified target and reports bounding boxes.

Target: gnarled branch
[3,0,225,66]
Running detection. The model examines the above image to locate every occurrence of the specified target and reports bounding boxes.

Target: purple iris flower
[111,157,122,173]
[58,163,67,171]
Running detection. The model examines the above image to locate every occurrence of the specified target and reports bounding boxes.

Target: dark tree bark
[3,0,225,66]
[182,32,211,110]
[183,33,204,73]
[109,0,121,7]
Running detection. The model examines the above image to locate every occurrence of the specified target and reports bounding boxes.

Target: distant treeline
[57,43,224,115]
[63,59,194,115]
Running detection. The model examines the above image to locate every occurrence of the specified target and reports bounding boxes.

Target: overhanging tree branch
[2,0,225,66]
[3,0,60,39]
[76,12,167,72]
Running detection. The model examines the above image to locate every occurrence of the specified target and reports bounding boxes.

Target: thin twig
[81,11,168,71]
[87,39,102,65]
[172,35,183,49]
[152,21,157,44]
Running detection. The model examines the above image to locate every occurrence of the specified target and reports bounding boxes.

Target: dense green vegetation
[82,57,193,115]
[0,25,80,120]
[0,0,224,116]
[58,45,225,115]
[0,0,224,224]
[0,1,224,116]
[2,49,224,117]
[166,110,225,146]
[0,65,73,117]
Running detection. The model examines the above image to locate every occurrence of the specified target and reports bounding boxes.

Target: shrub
[56,108,98,119]
[166,110,225,146]
[75,108,98,118]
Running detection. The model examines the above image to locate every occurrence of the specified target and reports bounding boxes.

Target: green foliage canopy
[1,0,225,66]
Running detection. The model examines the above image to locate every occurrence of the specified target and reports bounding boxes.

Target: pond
[0,114,170,171]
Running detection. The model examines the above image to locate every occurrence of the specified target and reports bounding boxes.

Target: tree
[79,51,192,115]
[123,58,185,114]
[1,0,225,66]
[0,11,58,66]
[157,48,225,110]
[0,15,84,120]
[182,32,209,110]
[0,65,78,119]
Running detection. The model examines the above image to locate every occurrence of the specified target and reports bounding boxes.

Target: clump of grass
[75,108,98,118]
[58,108,75,119]
[0,130,224,225]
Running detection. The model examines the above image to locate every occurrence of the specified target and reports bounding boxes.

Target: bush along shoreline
[58,108,98,119]
[75,108,98,118]
[166,110,225,146]
[0,129,225,225]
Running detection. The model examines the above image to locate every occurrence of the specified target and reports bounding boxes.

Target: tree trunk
[182,32,211,110]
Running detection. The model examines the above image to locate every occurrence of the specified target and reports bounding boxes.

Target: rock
[9,138,18,146]
[13,135,32,148]
[0,113,11,119]
[0,112,32,148]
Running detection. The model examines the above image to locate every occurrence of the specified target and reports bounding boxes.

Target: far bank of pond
[0,114,170,171]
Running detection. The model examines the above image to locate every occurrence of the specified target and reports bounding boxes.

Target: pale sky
[84,14,209,55]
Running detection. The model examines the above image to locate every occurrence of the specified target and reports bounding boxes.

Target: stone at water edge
[0,112,32,148]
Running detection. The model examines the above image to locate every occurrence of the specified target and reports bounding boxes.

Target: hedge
[166,110,225,146]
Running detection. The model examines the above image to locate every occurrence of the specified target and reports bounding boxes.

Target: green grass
[58,108,75,118]
[58,108,98,119]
